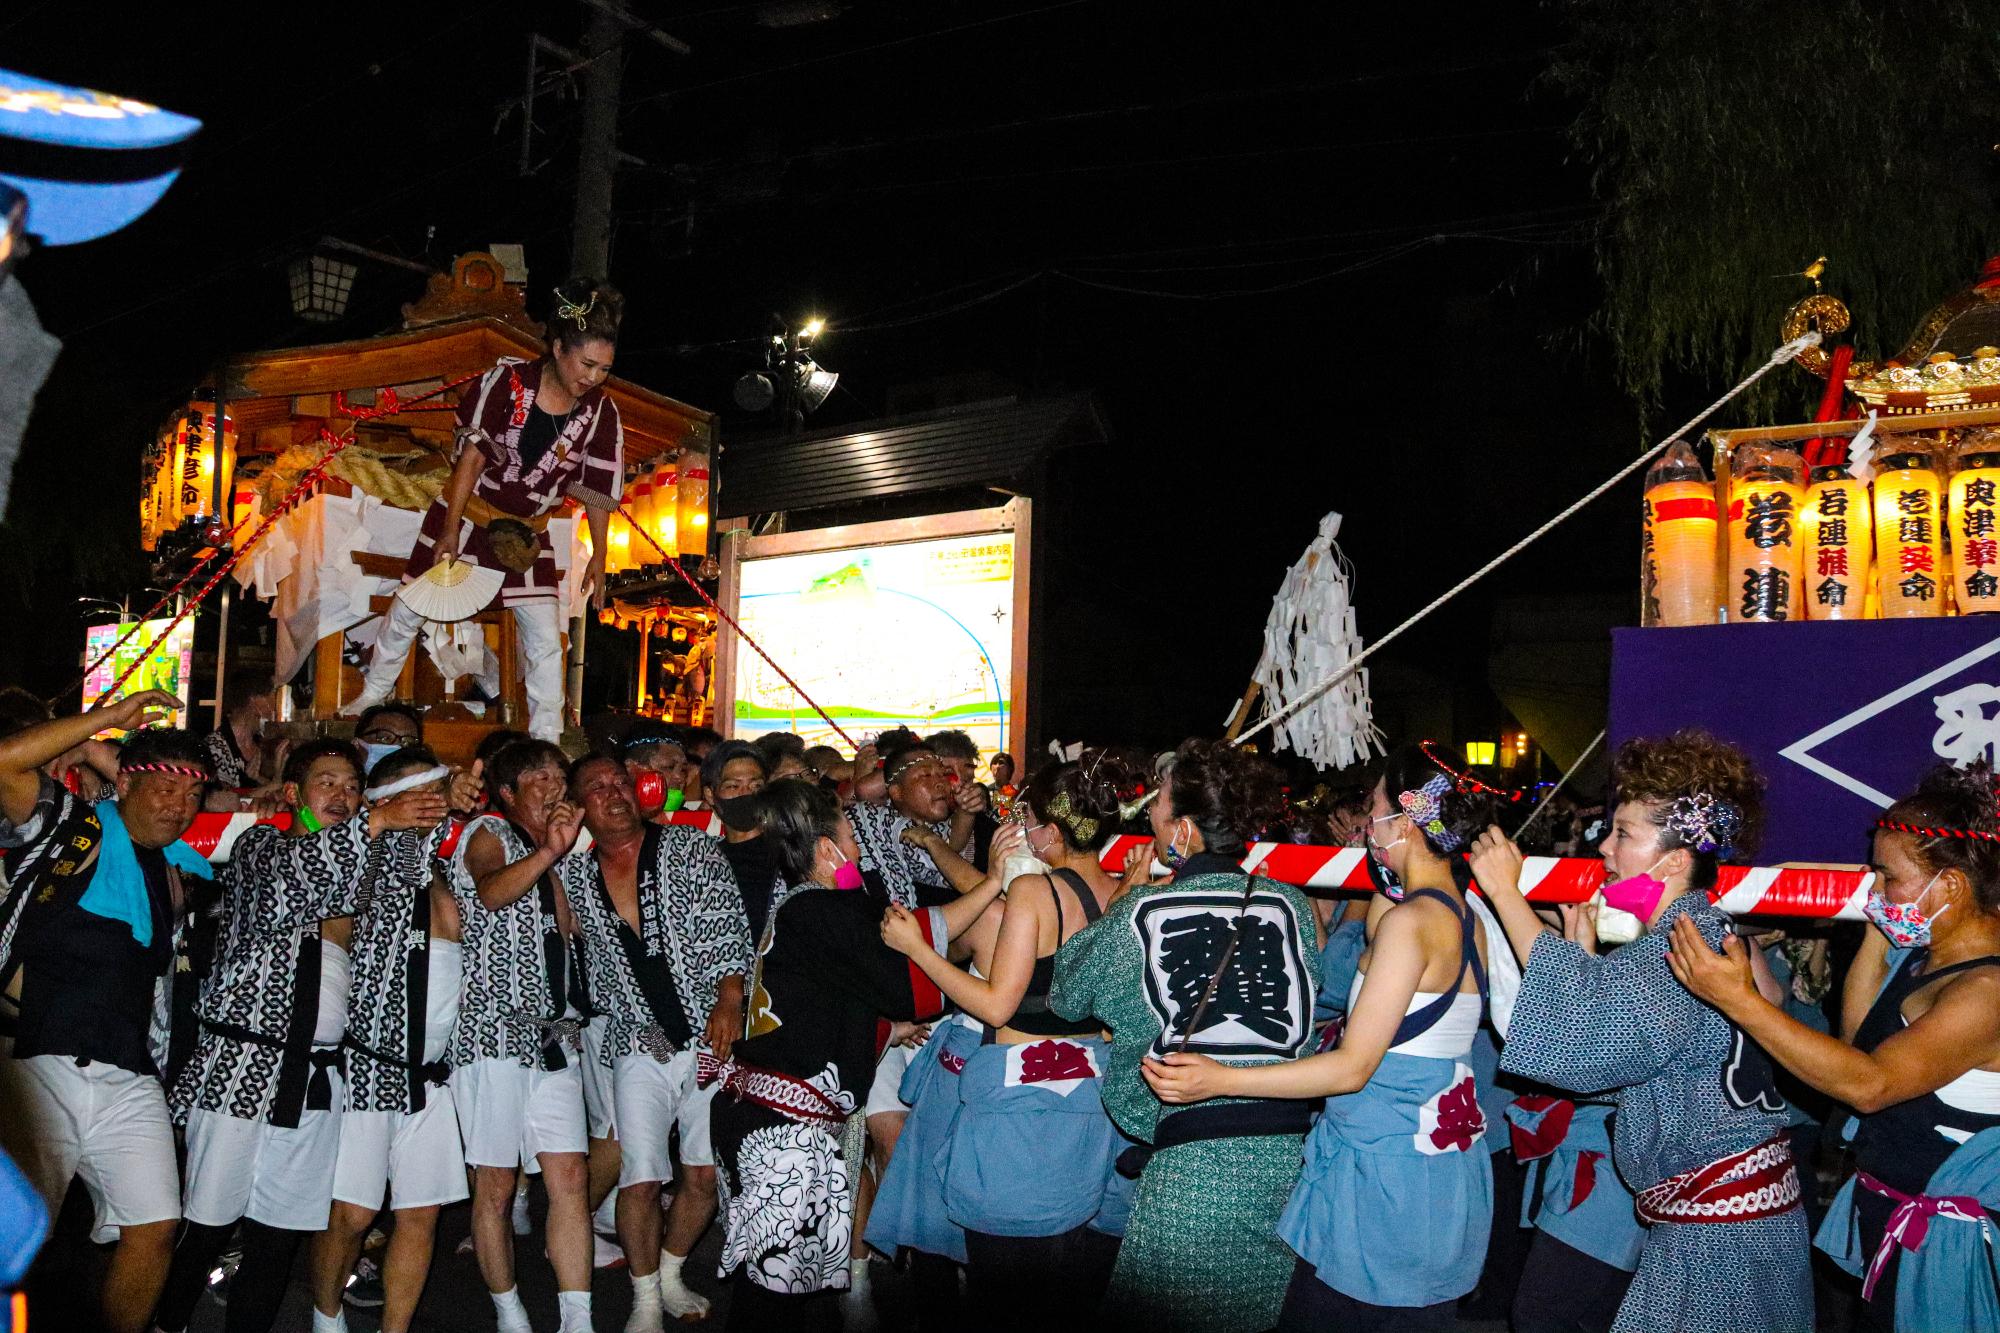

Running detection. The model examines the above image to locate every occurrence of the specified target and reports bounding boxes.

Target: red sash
[1634,1134,1800,1225]
[696,1053,848,1126]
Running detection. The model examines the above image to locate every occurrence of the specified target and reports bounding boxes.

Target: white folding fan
[395,556,504,623]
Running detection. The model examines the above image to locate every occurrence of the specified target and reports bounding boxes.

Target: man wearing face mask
[353,702,423,780]
[1668,759,2000,1333]
[562,753,752,1328]
[450,739,596,1333]
[1468,731,1811,1333]
[0,692,212,1333]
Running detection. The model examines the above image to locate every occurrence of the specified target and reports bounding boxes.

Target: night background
[6,0,1995,773]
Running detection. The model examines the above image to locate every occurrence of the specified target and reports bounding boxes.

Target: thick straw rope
[1235,332,1822,750]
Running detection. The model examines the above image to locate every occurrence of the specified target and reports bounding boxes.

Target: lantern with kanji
[1873,443,1945,618]
[1801,465,1868,619]
[1728,445,1805,623]
[1951,434,2000,613]
[1641,440,1717,627]
[676,460,710,559]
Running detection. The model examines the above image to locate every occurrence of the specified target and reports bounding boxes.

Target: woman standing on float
[347,279,622,741]
[1466,730,1812,1333]
[1145,742,1502,1332]
[1669,760,2000,1333]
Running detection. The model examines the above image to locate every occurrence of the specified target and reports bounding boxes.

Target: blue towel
[76,800,212,947]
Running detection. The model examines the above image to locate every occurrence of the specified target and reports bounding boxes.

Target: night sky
[1,3,1838,760]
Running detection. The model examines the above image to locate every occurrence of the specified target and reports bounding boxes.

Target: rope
[1514,727,1605,838]
[1234,331,1822,750]
[618,505,858,749]
[81,373,484,710]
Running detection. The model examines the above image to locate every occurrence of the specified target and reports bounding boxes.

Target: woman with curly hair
[1048,740,1320,1333]
[877,750,1137,1324]
[1468,730,1811,1333]
[1669,761,2000,1333]
[1146,743,1506,1332]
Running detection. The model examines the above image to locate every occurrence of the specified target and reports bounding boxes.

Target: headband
[553,287,596,332]
[1396,772,1462,851]
[365,764,451,804]
[121,761,208,781]
[1875,817,2000,845]
[1662,791,1743,859]
[1045,791,1101,846]
[885,754,941,786]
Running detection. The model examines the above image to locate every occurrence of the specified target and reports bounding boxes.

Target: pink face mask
[830,845,864,891]
[1600,856,1669,919]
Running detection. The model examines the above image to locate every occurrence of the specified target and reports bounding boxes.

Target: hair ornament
[1396,772,1462,851]
[1663,790,1743,859]
[553,287,597,332]
[1046,790,1101,845]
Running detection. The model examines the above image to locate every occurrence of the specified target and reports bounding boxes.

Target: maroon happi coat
[404,358,623,606]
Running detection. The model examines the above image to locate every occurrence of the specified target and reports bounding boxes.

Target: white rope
[1514,727,1606,838]
[1235,331,1822,749]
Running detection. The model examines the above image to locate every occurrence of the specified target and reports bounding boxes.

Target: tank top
[1852,950,2000,1194]
[1347,887,1488,1055]
[1001,868,1105,1038]
[312,938,352,1047]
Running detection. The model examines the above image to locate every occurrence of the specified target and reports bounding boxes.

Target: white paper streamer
[1244,511,1383,770]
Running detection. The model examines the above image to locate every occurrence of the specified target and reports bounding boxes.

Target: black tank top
[1000,867,1105,1038]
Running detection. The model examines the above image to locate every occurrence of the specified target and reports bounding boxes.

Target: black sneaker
[343,1255,386,1309]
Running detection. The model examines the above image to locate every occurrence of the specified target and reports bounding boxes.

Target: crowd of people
[0,686,1996,1333]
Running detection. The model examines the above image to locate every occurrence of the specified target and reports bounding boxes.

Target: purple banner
[1610,620,2000,865]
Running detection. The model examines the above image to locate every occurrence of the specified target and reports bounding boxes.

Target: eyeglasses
[357,727,415,744]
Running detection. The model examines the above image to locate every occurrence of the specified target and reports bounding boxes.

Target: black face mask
[715,793,762,834]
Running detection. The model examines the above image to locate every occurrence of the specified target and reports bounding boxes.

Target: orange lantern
[605,508,634,574]
[1728,446,1805,623]
[1951,438,2000,614]
[1873,447,1945,618]
[627,468,653,560]
[1641,441,1716,627]
[650,464,677,555]
[676,462,710,559]
[1801,466,1868,619]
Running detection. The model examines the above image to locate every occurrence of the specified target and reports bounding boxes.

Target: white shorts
[0,1055,179,1234]
[453,1057,586,1172]
[613,1050,713,1187]
[580,1017,618,1141]
[333,1091,470,1211]
[865,1024,936,1120]
[182,1091,343,1231]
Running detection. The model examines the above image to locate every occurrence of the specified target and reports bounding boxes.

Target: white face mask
[1591,855,1668,946]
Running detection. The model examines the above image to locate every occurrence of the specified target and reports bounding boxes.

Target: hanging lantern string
[618,503,858,750]
[1234,331,1822,750]
[77,373,484,711]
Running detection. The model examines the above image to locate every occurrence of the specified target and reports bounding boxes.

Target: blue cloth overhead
[79,799,211,947]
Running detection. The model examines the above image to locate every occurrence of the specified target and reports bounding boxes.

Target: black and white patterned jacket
[169,823,365,1127]
[561,822,752,1066]
[846,801,950,909]
[450,815,572,1069]
[340,819,458,1113]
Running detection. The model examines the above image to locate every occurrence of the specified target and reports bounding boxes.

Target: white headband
[365,765,451,803]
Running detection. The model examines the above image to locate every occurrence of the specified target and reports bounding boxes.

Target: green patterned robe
[1051,867,1321,1332]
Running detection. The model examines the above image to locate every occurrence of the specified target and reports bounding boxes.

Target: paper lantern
[1801,467,1868,619]
[1873,451,1944,618]
[676,463,710,559]
[605,509,634,574]
[1641,442,1716,627]
[1952,450,2000,614]
[626,468,653,560]
[1728,455,1804,623]
[650,465,677,555]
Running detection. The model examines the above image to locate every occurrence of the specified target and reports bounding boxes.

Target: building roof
[715,393,1107,519]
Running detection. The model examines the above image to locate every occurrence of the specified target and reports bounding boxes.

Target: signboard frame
[715,498,1032,755]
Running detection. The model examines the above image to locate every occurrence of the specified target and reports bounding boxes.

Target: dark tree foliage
[1551,0,2000,419]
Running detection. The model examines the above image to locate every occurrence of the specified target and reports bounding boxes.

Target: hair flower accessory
[553,287,596,332]
[1664,791,1743,859]
[1396,772,1461,851]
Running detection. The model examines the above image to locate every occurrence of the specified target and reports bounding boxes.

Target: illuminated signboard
[83,618,194,735]
[723,503,1028,756]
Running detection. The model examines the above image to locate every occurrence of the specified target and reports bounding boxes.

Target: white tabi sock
[656,1250,711,1320]
[491,1285,533,1333]
[623,1269,664,1333]
[310,1309,348,1333]
[558,1288,595,1333]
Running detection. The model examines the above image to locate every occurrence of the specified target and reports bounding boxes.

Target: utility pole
[569,3,624,280]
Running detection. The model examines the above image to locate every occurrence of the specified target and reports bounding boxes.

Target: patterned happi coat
[405,358,623,606]
[1499,894,1812,1333]
[169,823,367,1127]
[845,801,951,909]
[560,821,751,1067]
[340,819,459,1113]
[450,815,574,1068]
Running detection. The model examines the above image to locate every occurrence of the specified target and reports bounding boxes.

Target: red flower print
[1018,1039,1094,1085]
[1427,1075,1486,1154]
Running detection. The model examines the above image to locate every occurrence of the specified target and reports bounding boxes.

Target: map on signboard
[83,618,194,736]
[734,532,1015,753]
